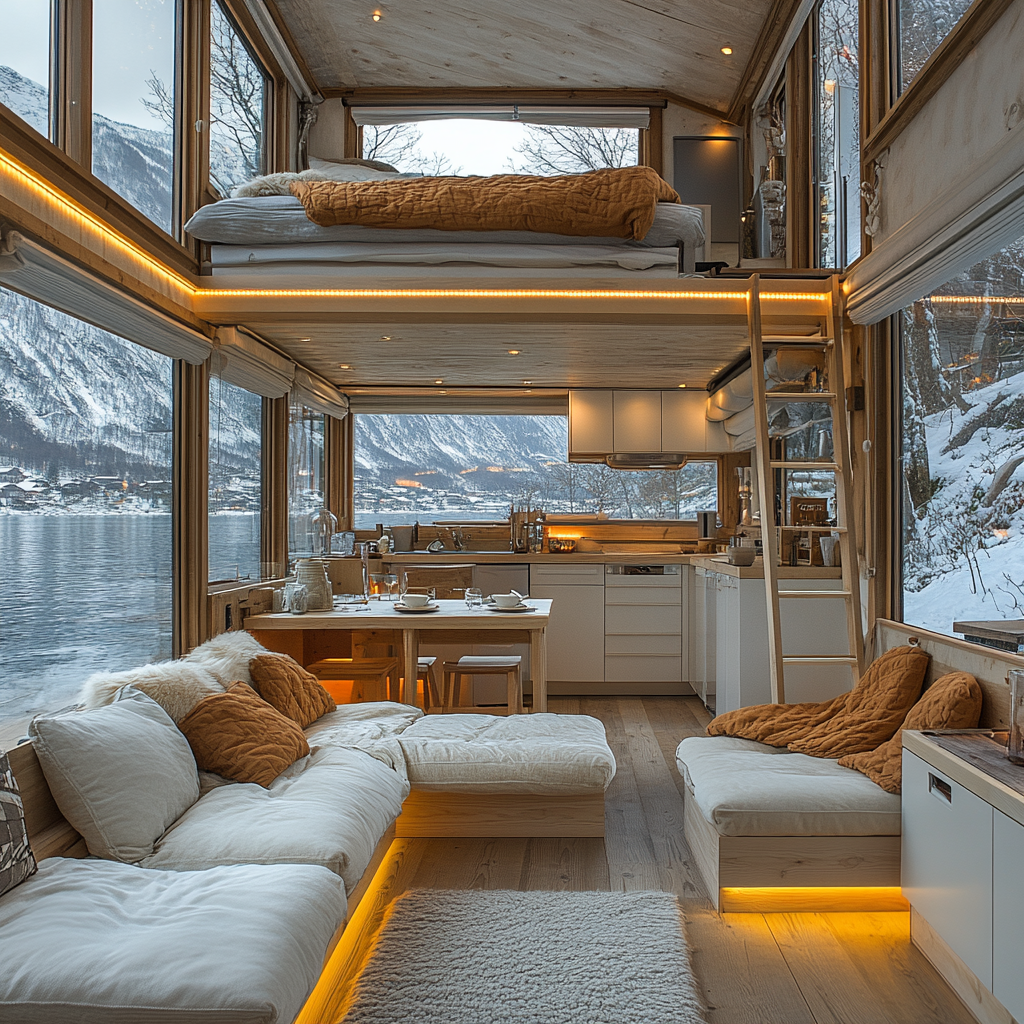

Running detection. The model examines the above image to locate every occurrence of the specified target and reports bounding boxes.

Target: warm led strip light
[2,147,831,307]
[927,294,1024,304]
[0,149,194,299]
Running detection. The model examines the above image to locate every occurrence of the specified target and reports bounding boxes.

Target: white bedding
[209,240,682,272]
[185,194,705,250]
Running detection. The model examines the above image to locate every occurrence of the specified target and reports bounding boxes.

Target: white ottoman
[395,712,616,837]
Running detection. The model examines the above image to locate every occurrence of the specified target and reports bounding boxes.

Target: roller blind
[349,105,651,130]
[846,101,1024,324]
[0,231,212,363]
[213,326,294,398]
[291,367,350,420]
[346,393,568,415]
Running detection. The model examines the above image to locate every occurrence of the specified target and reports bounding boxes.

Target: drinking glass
[465,587,483,609]
[384,573,399,602]
[368,572,385,599]
[1008,669,1024,764]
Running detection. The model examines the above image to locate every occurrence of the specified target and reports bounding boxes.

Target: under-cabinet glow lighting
[718,886,908,913]
[678,383,687,388]
[927,295,1024,304]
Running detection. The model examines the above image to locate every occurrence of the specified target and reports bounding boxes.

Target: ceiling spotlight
[338,363,351,370]
[678,383,687,388]
[380,335,391,341]
[297,337,311,343]
[721,46,733,55]
[507,349,520,355]
[439,390,448,394]
[372,9,382,21]
[522,380,532,385]
[434,378,444,384]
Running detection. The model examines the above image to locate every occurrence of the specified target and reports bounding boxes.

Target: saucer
[394,602,440,613]
[487,603,533,613]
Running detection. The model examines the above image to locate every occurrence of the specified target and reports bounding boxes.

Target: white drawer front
[604,587,681,607]
[605,633,681,656]
[993,809,1024,1022]
[902,750,993,987]
[605,655,682,682]
[531,564,604,586]
[605,604,681,635]
[605,573,680,588]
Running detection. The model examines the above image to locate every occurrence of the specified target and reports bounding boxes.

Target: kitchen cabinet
[567,391,613,455]
[993,809,1024,1021]
[605,566,682,683]
[612,391,662,452]
[529,563,605,683]
[902,750,993,987]
[689,565,716,705]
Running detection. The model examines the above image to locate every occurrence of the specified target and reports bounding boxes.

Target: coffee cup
[401,592,431,608]
[492,593,522,609]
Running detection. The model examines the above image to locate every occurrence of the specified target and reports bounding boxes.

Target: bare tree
[362,123,462,175]
[507,126,638,175]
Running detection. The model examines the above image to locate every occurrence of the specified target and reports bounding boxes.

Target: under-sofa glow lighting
[0,148,194,299]
[718,886,908,913]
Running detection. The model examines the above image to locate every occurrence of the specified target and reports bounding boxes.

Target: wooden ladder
[748,276,865,703]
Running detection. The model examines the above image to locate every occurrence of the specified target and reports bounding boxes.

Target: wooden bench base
[395,790,606,837]
[683,781,903,912]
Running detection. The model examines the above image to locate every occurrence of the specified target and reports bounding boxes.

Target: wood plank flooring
[325,696,978,1024]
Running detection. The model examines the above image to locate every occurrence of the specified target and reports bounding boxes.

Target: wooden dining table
[247,598,552,711]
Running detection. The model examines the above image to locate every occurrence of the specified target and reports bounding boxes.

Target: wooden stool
[418,656,442,710]
[442,656,523,715]
[307,658,399,702]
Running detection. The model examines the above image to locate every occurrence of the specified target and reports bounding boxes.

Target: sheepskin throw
[290,166,681,241]
[707,645,930,759]
[339,889,705,1024]
[839,671,982,792]
[249,654,336,729]
[178,683,309,787]
[79,661,225,723]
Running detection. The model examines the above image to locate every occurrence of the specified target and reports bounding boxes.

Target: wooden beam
[863,0,1014,166]
[331,86,671,108]
[262,395,290,577]
[55,0,92,168]
[785,22,813,269]
[173,360,209,655]
[323,413,347,531]
[727,0,806,125]
[261,0,324,97]
[645,105,664,177]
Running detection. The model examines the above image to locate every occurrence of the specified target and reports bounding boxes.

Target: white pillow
[307,156,423,181]
[79,660,224,722]
[182,630,268,687]
[228,161,423,197]
[29,689,200,862]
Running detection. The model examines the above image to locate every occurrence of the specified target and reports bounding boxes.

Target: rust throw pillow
[248,653,336,729]
[178,682,309,787]
[839,671,983,793]
[785,646,931,759]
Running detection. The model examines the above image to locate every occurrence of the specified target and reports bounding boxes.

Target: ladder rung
[767,392,837,401]
[770,461,840,471]
[782,655,858,664]
[779,525,846,532]
[777,590,852,598]
[762,336,831,346]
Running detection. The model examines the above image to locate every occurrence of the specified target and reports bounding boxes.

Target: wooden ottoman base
[395,790,606,837]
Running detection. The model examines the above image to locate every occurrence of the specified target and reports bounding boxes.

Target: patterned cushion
[249,653,336,728]
[0,750,37,897]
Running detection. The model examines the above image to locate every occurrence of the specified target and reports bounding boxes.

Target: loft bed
[184,164,709,279]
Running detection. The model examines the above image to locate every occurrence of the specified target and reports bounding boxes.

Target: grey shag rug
[340,889,706,1024]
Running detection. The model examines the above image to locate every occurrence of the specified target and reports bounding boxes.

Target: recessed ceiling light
[434,379,444,384]
[522,380,532,385]
[721,46,733,55]
[297,337,311,343]
[439,390,448,394]
[678,383,687,388]
[380,335,391,341]
[338,363,351,370]
[507,349,520,355]
[372,9,382,21]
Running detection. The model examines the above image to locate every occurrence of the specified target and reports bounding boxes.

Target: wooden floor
[316,696,978,1024]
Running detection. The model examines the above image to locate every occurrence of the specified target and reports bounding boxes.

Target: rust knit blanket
[705,645,931,759]
[289,166,680,241]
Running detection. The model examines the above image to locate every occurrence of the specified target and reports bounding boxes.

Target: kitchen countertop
[689,555,843,579]
[383,552,695,565]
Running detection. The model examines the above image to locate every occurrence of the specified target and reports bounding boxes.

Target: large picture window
[0,0,52,139]
[209,0,269,196]
[815,0,860,270]
[900,233,1024,636]
[92,0,178,233]
[287,400,325,562]
[0,286,174,725]
[897,0,974,91]
[209,376,262,583]
[353,414,717,528]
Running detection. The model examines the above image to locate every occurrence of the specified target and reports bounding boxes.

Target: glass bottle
[1008,669,1024,765]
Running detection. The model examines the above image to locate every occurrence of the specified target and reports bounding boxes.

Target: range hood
[568,390,729,468]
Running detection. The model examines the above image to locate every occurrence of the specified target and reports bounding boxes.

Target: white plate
[393,603,440,613]
[486,603,534,613]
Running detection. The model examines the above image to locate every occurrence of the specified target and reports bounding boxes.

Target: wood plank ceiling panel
[248,320,755,388]
[271,0,775,110]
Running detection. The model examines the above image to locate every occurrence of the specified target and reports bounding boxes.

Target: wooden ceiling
[270,0,777,112]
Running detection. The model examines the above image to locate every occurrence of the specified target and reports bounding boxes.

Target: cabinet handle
[928,772,952,803]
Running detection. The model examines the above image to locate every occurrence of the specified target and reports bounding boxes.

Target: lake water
[0,514,256,724]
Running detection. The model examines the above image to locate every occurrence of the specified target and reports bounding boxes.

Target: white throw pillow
[183,630,268,687]
[29,689,200,862]
[79,660,224,722]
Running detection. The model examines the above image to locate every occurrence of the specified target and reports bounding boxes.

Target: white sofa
[0,640,617,1023]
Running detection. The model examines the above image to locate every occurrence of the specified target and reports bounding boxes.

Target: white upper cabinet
[568,390,614,455]
[662,390,710,451]
[613,391,662,452]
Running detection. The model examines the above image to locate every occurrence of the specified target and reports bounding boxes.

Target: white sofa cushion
[29,689,200,862]
[398,712,616,794]
[0,857,344,1024]
[142,743,407,893]
[676,736,902,837]
[304,700,423,743]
